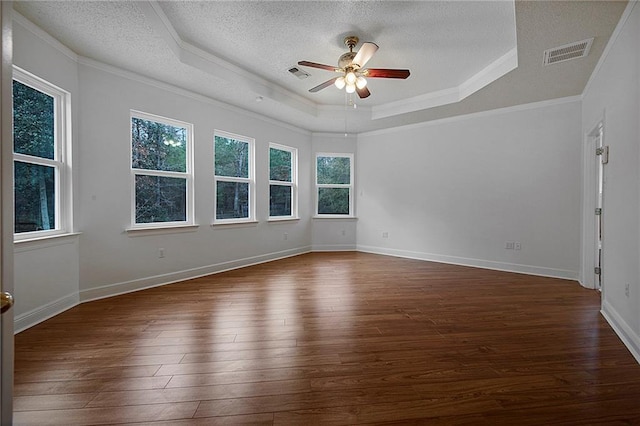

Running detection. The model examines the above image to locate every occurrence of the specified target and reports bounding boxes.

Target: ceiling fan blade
[365,68,411,79]
[352,42,378,68]
[356,86,371,99]
[309,78,338,93]
[298,61,339,72]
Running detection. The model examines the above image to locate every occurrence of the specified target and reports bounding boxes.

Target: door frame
[1,1,14,424]
[581,116,606,293]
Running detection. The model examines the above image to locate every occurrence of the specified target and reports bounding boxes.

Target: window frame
[13,66,72,241]
[268,143,298,221]
[129,110,194,229]
[213,130,256,225]
[314,152,354,217]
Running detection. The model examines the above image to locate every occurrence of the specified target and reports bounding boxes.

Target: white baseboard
[14,292,80,334]
[79,246,311,303]
[356,244,579,280]
[16,244,583,333]
[312,244,357,252]
[601,300,640,364]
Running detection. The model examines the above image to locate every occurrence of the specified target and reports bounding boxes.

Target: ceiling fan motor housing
[339,52,357,69]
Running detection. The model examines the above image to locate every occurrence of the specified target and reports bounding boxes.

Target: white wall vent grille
[543,38,594,65]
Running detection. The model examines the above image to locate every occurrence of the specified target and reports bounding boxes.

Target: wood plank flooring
[13,252,640,425]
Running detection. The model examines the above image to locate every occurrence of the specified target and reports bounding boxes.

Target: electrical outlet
[284,232,288,241]
[382,232,389,238]
[514,242,521,250]
[341,229,346,236]
[625,283,630,298]
[158,248,165,258]
[505,242,514,250]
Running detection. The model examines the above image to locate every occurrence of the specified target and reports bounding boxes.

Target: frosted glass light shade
[345,72,357,85]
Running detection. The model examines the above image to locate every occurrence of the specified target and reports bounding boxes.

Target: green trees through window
[214,133,253,221]
[13,78,60,234]
[131,113,191,225]
[269,145,296,218]
[316,154,353,216]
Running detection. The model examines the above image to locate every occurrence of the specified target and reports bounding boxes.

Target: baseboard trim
[312,244,357,252]
[356,245,578,280]
[16,245,581,333]
[601,300,640,364]
[79,246,312,303]
[14,292,80,334]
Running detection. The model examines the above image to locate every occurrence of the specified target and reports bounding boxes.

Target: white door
[1,2,14,424]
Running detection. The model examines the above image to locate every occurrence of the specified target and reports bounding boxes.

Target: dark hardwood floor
[13,252,640,425]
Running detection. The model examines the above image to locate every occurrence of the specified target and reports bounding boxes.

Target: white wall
[582,2,640,362]
[12,17,80,331]
[356,100,583,279]
[11,13,314,329]
[77,63,313,300]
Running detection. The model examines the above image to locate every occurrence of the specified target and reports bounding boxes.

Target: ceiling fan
[298,36,410,99]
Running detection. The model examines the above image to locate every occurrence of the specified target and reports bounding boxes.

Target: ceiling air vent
[288,67,310,79]
[543,38,594,66]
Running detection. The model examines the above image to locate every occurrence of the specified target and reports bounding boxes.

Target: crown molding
[139,1,317,117]
[12,10,78,63]
[372,47,518,120]
[360,95,582,138]
[78,56,311,137]
[583,0,638,97]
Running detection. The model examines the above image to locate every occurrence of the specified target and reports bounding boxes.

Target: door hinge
[595,208,602,215]
[596,146,609,164]
[595,267,601,275]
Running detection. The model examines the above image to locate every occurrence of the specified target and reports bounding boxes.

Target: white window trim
[269,143,298,221]
[129,110,195,229]
[13,66,73,242]
[315,152,354,217]
[213,130,256,225]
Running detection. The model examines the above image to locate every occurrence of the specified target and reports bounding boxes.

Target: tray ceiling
[13,1,628,133]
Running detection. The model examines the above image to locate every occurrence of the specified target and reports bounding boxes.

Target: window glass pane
[317,156,350,184]
[13,80,55,160]
[135,175,186,223]
[216,181,249,219]
[132,117,186,172]
[318,187,350,215]
[270,185,292,217]
[270,148,291,182]
[14,161,55,233]
[215,136,249,178]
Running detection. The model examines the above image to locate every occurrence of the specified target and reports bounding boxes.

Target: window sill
[211,220,259,229]
[268,217,300,223]
[312,215,358,220]
[14,232,82,251]
[126,224,199,237]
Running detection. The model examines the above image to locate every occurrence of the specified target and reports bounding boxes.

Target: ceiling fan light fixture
[345,71,357,85]
[298,35,410,99]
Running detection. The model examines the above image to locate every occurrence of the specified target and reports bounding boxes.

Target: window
[269,144,297,219]
[315,153,353,216]
[13,67,71,238]
[130,111,193,227]
[214,131,255,223]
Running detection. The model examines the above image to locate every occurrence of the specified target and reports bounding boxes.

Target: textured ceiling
[13,1,628,133]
